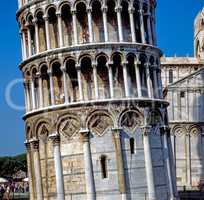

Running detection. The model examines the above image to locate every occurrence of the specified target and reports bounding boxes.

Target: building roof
[161,56,200,65]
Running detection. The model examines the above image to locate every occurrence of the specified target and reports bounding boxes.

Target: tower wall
[17,0,178,200]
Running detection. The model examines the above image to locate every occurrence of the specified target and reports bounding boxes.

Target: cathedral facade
[17,0,178,200]
[161,7,204,194]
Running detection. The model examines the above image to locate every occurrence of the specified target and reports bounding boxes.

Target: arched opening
[133,3,141,43]
[61,4,73,46]
[112,53,125,97]
[36,11,46,52]
[96,55,110,99]
[66,59,79,102]
[130,137,135,154]
[48,7,59,49]
[139,55,148,97]
[32,68,39,108]
[27,15,36,55]
[92,0,104,42]
[41,65,50,107]
[127,54,137,97]
[52,62,64,104]
[100,155,108,179]
[81,57,93,100]
[76,2,88,44]
[107,0,118,42]
[121,1,131,42]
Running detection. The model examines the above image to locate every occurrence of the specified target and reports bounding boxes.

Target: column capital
[138,9,144,14]
[76,64,81,70]
[56,12,62,17]
[112,127,123,138]
[87,6,92,13]
[141,125,152,136]
[115,6,122,12]
[160,126,171,137]
[24,140,31,151]
[30,139,40,151]
[80,129,90,143]
[43,15,49,21]
[102,6,108,12]
[60,66,66,72]
[128,7,135,14]
[71,9,77,15]
[49,133,61,145]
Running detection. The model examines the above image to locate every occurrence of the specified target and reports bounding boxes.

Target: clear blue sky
[0,0,203,156]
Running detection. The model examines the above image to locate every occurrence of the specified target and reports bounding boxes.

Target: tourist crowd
[0,182,29,199]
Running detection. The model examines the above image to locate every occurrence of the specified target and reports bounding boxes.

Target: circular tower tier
[17,0,178,200]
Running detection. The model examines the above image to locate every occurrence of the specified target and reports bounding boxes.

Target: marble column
[57,13,63,48]
[108,63,114,98]
[61,66,69,104]
[49,134,65,200]
[115,6,123,42]
[30,78,36,110]
[139,2,146,43]
[44,16,51,50]
[72,9,78,45]
[87,7,93,43]
[151,7,157,46]
[135,60,142,97]
[48,70,55,105]
[37,73,43,108]
[76,64,83,101]
[157,68,163,98]
[102,6,109,42]
[146,5,153,45]
[34,19,40,53]
[26,26,32,57]
[22,31,27,59]
[112,128,127,200]
[122,62,130,97]
[153,66,159,98]
[93,63,99,99]
[145,63,153,98]
[142,124,156,200]
[25,141,35,200]
[160,126,175,200]
[24,81,31,112]
[129,7,136,43]
[20,33,25,60]
[166,127,179,199]
[80,129,96,200]
[31,139,43,200]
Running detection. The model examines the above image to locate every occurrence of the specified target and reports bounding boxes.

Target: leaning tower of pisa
[17,0,178,199]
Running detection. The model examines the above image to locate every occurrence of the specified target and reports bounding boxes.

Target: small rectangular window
[180,91,185,98]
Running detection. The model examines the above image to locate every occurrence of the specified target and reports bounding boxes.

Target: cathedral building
[17,0,178,200]
[161,7,204,195]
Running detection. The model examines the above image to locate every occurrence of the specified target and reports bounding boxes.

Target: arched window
[76,2,88,44]
[130,138,135,154]
[92,0,104,42]
[169,69,173,84]
[100,155,108,179]
[97,55,110,99]
[61,4,73,46]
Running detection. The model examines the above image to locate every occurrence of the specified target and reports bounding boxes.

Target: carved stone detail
[120,111,142,133]
[89,114,113,136]
[58,117,80,139]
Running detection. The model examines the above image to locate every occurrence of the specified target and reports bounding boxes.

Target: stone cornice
[22,98,168,120]
[19,42,162,71]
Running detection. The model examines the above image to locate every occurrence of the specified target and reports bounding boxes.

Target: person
[3,185,10,200]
